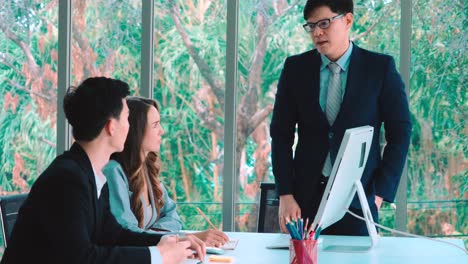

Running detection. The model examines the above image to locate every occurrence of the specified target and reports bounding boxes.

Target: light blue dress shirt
[319,42,353,112]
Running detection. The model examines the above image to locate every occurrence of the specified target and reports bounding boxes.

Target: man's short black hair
[63,77,130,141]
[303,0,354,20]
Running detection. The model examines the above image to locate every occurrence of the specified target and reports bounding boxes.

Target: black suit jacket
[270,44,411,218]
[2,143,164,264]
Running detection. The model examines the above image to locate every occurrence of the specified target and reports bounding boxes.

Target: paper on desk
[266,233,289,249]
[221,239,239,250]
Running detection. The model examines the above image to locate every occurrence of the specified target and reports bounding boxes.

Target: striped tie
[322,62,342,176]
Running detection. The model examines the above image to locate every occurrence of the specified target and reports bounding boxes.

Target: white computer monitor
[312,125,379,252]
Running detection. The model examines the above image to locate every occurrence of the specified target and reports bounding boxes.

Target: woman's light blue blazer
[103,160,183,232]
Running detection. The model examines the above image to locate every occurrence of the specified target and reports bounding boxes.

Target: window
[153,0,226,231]
[235,0,309,232]
[0,0,58,249]
[71,0,142,93]
[409,0,466,244]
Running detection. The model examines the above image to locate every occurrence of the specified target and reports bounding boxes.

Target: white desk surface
[184,232,468,264]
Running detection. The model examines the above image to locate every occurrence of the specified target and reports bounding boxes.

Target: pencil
[196,207,217,230]
[304,218,309,239]
[306,221,316,239]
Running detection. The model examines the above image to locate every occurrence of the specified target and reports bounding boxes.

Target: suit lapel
[305,50,329,126]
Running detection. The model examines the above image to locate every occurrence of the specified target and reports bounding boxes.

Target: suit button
[328,132,334,139]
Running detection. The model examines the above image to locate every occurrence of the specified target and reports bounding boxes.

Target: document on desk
[266,233,290,249]
[222,239,239,250]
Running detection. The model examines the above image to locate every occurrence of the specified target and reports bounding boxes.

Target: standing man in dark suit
[1,77,205,264]
[270,0,411,235]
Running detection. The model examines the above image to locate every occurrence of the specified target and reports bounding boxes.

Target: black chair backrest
[0,193,28,248]
[257,182,281,233]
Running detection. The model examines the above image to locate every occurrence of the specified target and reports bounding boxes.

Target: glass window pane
[71,0,142,93]
[236,0,308,232]
[353,1,401,63]
[0,0,58,250]
[153,1,226,231]
[409,0,466,245]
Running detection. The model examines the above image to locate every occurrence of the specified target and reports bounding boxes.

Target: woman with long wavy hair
[104,96,228,247]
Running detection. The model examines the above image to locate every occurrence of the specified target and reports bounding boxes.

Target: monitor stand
[324,179,380,252]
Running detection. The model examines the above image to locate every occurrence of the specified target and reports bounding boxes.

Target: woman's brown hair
[111,96,165,228]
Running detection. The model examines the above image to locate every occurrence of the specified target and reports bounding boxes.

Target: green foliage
[407,0,466,237]
[379,204,396,235]
[0,0,57,193]
[0,105,56,191]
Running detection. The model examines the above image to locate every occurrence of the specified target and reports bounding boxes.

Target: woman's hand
[193,229,229,247]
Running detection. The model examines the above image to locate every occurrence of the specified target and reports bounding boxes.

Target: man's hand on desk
[278,194,301,233]
[193,229,229,247]
[157,235,206,264]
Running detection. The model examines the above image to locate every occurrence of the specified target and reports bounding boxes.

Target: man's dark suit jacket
[270,44,411,224]
[2,143,163,264]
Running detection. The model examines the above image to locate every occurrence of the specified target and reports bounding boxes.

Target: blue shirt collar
[320,41,353,72]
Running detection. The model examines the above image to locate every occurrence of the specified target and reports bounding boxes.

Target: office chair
[0,193,28,248]
[257,182,281,233]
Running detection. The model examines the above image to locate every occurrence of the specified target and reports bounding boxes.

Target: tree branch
[177,137,192,202]
[71,32,95,78]
[168,1,225,107]
[40,137,56,148]
[183,120,210,162]
[351,2,395,41]
[239,0,289,138]
[192,95,224,138]
[7,79,54,102]
[247,104,274,136]
[0,25,39,75]
[269,0,301,24]
[0,53,23,76]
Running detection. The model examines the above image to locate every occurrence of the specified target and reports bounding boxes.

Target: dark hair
[111,96,164,228]
[303,0,354,20]
[63,77,130,141]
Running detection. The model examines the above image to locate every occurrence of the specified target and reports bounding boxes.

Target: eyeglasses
[302,14,344,33]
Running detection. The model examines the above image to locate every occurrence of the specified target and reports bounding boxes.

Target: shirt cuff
[148,246,162,264]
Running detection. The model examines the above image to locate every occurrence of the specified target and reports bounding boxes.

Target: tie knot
[328,63,341,74]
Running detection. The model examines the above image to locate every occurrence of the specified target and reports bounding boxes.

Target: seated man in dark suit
[1,77,205,264]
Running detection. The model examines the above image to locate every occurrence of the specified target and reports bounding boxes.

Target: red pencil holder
[289,239,318,264]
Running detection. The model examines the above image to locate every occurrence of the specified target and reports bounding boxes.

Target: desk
[184,232,467,264]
